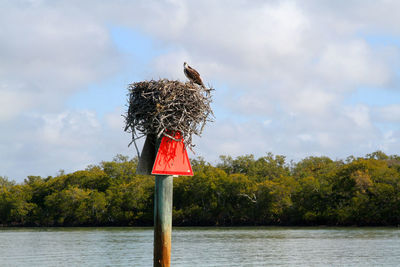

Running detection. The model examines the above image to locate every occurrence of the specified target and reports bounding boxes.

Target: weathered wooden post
[153,174,173,267]
[124,78,213,267]
[136,132,193,267]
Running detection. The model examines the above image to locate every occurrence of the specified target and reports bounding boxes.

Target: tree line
[1,151,400,227]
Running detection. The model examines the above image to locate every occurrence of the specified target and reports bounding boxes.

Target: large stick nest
[124,79,214,151]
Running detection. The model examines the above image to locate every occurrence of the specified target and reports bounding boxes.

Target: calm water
[0,227,399,266]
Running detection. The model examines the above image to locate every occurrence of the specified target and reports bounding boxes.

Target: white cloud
[0,2,122,118]
[151,50,190,80]
[105,108,125,131]
[227,91,276,116]
[0,84,35,121]
[193,119,275,161]
[2,0,400,181]
[283,88,337,115]
[316,40,390,89]
[375,105,400,123]
[0,110,132,180]
[37,111,100,146]
[345,105,372,128]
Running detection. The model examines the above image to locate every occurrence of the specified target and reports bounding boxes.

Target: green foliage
[0,176,16,187]
[1,151,400,226]
[0,184,35,225]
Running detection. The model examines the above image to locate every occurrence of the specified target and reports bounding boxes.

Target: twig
[124,79,214,150]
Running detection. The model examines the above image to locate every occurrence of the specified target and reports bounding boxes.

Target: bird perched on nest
[183,62,205,88]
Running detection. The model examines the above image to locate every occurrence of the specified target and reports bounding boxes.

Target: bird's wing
[187,67,204,85]
[188,65,200,77]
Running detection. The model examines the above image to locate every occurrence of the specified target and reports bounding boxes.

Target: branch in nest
[124,79,214,150]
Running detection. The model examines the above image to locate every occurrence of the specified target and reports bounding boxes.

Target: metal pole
[154,175,173,267]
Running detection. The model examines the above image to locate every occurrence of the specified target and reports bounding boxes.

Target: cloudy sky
[2,0,400,182]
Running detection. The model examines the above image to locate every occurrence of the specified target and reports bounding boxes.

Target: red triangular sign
[151,132,193,176]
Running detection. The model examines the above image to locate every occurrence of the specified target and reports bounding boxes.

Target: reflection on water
[0,227,399,266]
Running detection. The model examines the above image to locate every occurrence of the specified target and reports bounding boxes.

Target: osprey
[183,62,205,88]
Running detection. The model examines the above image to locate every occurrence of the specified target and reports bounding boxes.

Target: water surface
[0,227,399,266]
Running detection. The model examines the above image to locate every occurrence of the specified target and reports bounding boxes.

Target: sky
[1,0,400,182]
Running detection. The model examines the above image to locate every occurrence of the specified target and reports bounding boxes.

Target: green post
[154,175,173,267]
